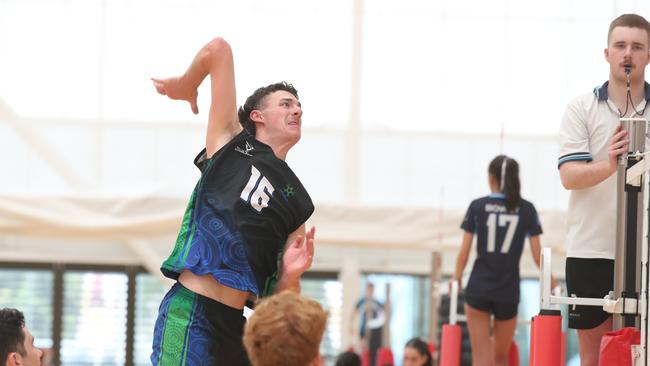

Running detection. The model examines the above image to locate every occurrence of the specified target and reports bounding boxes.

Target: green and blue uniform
[151,130,314,365]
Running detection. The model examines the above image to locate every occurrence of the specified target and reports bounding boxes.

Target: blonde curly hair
[243,291,328,366]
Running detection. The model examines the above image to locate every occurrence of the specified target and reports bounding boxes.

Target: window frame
[0,262,146,366]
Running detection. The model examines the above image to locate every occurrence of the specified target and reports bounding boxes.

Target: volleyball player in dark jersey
[452,155,543,366]
[149,37,316,366]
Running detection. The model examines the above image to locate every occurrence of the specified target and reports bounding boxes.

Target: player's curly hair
[243,291,327,366]
[238,82,299,135]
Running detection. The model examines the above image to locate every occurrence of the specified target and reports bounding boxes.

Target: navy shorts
[465,294,518,320]
[151,283,251,366]
[566,257,614,329]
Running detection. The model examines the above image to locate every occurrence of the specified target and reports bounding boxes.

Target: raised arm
[275,225,316,293]
[559,125,628,190]
[152,37,242,158]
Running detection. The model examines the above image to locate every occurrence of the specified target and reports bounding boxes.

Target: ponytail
[488,155,521,212]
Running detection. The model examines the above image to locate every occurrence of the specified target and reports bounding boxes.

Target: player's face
[10,327,43,366]
[605,26,650,82]
[258,90,303,142]
[403,347,427,366]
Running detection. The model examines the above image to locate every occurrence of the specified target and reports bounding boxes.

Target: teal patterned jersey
[161,130,314,297]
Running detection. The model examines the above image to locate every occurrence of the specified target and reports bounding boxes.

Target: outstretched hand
[151,76,199,114]
[282,226,316,280]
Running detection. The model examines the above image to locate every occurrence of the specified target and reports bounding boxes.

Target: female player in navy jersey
[452,155,544,366]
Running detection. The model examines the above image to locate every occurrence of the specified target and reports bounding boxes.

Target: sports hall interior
[2,1,649,365]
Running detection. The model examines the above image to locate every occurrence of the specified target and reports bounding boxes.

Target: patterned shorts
[151,283,250,366]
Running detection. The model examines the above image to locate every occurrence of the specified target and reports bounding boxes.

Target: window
[0,264,348,366]
[361,273,432,363]
[0,264,173,366]
[134,274,168,366]
[60,271,128,366]
[0,268,54,350]
[301,275,343,363]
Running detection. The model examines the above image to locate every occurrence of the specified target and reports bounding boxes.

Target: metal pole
[344,0,363,203]
[429,252,442,346]
[52,264,64,366]
[450,280,459,325]
[639,122,650,365]
[625,182,641,327]
[125,267,137,366]
[382,283,391,348]
[614,117,647,329]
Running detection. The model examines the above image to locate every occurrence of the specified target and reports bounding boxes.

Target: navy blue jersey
[161,130,314,297]
[461,193,542,302]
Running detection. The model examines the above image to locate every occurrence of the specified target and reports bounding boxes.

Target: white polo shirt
[558,81,650,259]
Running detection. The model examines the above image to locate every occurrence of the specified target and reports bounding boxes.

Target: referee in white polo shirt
[558,14,650,366]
